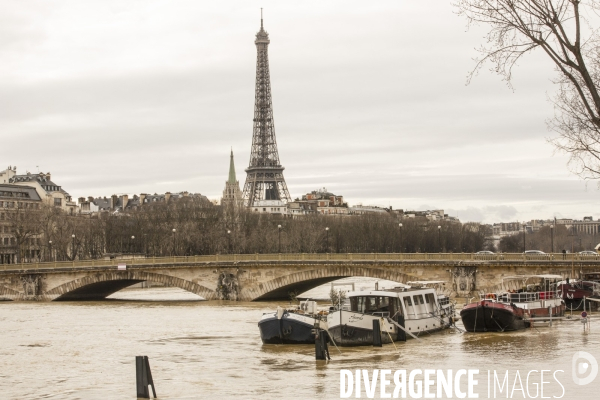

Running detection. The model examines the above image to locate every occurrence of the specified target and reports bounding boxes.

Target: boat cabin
[348,288,439,320]
[582,272,600,282]
[494,274,563,307]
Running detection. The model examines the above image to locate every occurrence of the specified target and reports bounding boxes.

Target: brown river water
[1,278,599,399]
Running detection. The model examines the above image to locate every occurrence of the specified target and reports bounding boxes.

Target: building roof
[0,184,42,201]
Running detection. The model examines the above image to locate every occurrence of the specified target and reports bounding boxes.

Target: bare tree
[4,204,42,262]
[455,0,600,180]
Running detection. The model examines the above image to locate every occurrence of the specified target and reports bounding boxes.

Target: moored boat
[258,300,327,344]
[558,275,600,311]
[327,282,455,346]
[460,275,566,332]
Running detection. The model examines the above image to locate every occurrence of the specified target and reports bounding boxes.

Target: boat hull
[258,312,319,344]
[461,300,566,332]
[327,311,450,346]
[328,324,395,347]
[460,301,528,332]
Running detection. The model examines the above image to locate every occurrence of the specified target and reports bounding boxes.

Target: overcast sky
[1,1,599,223]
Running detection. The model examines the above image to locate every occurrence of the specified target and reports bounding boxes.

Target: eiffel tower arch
[242,14,292,208]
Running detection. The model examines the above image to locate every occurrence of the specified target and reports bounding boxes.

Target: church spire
[228,148,237,184]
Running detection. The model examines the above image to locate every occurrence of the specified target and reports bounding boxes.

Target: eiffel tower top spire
[256,9,269,44]
[242,13,291,207]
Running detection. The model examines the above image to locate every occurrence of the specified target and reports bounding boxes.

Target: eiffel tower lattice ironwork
[242,13,291,207]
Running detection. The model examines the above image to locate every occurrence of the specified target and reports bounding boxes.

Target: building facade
[0,184,43,264]
[3,168,77,214]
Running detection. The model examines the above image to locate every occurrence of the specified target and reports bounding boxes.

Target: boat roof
[348,287,435,297]
[407,280,447,285]
[502,274,562,281]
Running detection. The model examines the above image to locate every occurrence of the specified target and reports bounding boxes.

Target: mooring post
[314,329,330,360]
[136,356,157,399]
[372,319,382,347]
[548,306,552,327]
[396,315,407,342]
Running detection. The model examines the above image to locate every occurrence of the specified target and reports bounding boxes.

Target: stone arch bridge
[1,253,598,301]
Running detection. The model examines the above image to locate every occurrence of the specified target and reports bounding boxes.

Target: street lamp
[522,222,526,252]
[172,228,176,256]
[131,235,135,254]
[71,234,75,261]
[399,223,403,253]
[325,227,329,253]
[48,240,52,262]
[550,225,554,254]
[438,225,442,253]
[277,225,282,253]
[227,230,231,254]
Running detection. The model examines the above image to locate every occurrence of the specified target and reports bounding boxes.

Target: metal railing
[1,252,600,271]
[482,291,559,303]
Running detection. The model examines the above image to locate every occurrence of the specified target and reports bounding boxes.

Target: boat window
[404,296,412,307]
[358,297,367,313]
[365,297,378,312]
[426,293,435,305]
[350,297,358,312]
[391,298,402,317]
[378,296,390,312]
[351,297,364,313]
[414,295,424,305]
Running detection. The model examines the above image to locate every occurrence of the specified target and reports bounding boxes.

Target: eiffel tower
[242,13,291,207]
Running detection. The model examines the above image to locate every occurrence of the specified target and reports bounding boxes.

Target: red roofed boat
[461,275,565,332]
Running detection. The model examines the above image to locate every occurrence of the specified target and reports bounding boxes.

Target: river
[1,279,598,399]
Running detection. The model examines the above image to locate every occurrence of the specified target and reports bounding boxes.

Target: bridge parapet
[1,252,599,272]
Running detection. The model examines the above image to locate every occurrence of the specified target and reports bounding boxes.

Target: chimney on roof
[78,197,85,204]
[47,172,51,181]
[88,196,94,202]
[110,194,118,211]
[140,193,146,204]
[121,194,128,209]
[165,192,171,203]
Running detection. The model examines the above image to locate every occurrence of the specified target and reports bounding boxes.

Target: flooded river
[1,279,599,399]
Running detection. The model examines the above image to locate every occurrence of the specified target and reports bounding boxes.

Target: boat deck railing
[481,291,559,303]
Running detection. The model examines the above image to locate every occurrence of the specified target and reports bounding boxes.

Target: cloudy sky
[1,1,599,223]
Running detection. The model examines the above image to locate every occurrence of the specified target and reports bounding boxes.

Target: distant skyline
[1,1,599,223]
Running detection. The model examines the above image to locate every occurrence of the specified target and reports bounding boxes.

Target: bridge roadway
[1,253,599,301]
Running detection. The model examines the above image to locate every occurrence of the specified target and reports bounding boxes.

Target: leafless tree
[4,204,42,262]
[455,0,600,180]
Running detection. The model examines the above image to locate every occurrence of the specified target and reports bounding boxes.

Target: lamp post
[131,235,135,254]
[550,225,554,254]
[227,230,231,254]
[48,240,52,262]
[522,222,526,252]
[438,225,442,253]
[277,225,282,253]
[325,227,329,253]
[399,223,403,253]
[71,234,75,261]
[172,228,176,256]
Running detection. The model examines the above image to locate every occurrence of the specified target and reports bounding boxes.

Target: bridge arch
[46,271,216,301]
[240,265,414,301]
